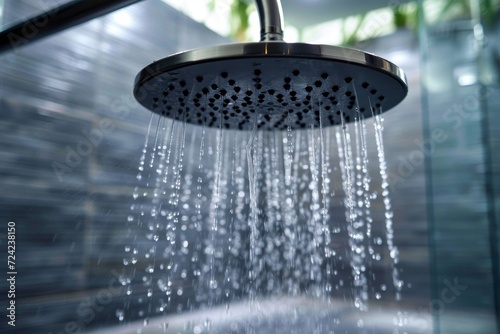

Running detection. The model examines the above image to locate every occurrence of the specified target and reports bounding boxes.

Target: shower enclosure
[0,0,497,333]
[419,0,500,333]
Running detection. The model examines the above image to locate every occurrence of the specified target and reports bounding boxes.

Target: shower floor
[89,296,432,334]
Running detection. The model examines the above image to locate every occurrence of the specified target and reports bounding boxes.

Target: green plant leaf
[230,0,252,41]
[341,14,367,46]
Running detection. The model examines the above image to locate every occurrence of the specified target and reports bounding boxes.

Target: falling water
[119,89,405,333]
[372,110,403,301]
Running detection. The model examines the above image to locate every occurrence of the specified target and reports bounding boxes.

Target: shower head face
[134,42,407,131]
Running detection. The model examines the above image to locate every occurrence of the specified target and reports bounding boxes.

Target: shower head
[133,1,407,131]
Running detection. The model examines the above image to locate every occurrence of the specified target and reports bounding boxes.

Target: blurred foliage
[207,0,499,44]
[392,2,418,29]
[340,14,368,46]
[439,0,471,20]
[480,0,500,25]
[434,0,499,26]
[209,0,253,41]
[231,0,253,41]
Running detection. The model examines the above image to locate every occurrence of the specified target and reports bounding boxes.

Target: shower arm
[255,0,285,41]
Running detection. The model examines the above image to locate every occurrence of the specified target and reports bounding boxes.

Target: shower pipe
[255,0,284,41]
[0,0,284,53]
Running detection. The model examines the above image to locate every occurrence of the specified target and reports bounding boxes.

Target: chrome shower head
[133,1,407,131]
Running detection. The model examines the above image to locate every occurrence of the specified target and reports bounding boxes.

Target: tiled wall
[0,1,227,333]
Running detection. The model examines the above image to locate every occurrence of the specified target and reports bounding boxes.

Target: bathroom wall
[0,1,227,333]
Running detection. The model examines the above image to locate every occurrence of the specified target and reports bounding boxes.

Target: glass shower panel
[419,0,500,333]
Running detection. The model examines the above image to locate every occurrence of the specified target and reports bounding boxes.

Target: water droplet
[115,309,124,321]
[390,248,399,259]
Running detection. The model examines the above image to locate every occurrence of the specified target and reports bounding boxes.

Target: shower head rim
[134,42,408,96]
[134,42,409,130]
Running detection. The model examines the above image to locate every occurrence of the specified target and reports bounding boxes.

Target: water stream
[118,95,405,333]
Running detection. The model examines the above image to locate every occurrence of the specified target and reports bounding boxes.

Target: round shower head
[134,42,407,131]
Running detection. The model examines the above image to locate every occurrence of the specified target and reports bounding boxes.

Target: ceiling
[281,0,414,29]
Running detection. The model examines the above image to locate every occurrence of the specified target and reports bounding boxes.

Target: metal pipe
[255,0,284,41]
[0,0,143,54]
